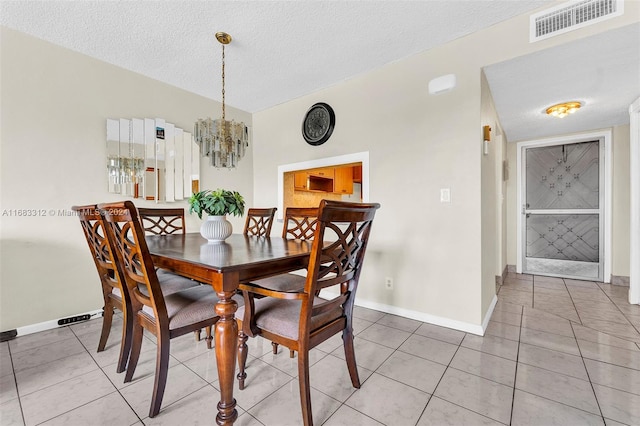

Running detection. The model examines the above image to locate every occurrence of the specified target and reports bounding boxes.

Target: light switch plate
[440,188,451,203]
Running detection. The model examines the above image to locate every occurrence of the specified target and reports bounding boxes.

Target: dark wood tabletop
[146,233,313,425]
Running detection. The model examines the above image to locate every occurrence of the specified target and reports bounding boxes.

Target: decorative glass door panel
[523,141,603,280]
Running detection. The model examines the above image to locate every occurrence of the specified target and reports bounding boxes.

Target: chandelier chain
[221,44,226,122]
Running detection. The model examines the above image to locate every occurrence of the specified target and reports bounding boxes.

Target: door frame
[516,129,612,282]
[629,98,640,304]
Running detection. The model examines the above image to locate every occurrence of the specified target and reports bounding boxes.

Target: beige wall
[0,28,253,330]
[252,5,638,329]
[480,70,504,314]
[505,124,631,278]
[612,125,631,276]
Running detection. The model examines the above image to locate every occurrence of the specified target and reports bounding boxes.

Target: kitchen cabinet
[308,168,334,179]
[334,167,353,194]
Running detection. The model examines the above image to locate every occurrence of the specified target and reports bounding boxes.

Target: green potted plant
[189,189,245,243]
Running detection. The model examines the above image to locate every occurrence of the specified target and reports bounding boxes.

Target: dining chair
[137,207,185,235]
[72,204,132,374]
[137,206,209,343]
[244,207,319,357]
[236,200,380,426]
[99,200,243,418]
[243,207,277,237]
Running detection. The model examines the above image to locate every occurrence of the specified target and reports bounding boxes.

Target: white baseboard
[15,309,103,337]
[321,291,488,336]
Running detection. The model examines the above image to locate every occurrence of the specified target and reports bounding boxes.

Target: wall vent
[530,0,624,42]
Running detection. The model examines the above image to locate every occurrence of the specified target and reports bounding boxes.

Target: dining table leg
[214,290,239,425]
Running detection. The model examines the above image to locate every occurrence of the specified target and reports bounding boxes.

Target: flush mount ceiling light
[546,101,582,118]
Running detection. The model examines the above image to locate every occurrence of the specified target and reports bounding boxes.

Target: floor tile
[414,323,466,345]
[521,314,574,338]
[0,397,24,426]
[489,310,522,327]
[518,343,588,380]
[315,334,343,354]
[519,327,580,356]
[353,306,386,323]
[434,368,513,424]
[501,279,533,290]
[511,390,604,426]
[20,369,116,426]
[214,359,292,412]
[417,396,504,426]
[450,346,516,387]
[8,328,77,355]
[461,334,519,361]
[260,347,326,378]
[323,404,383,426]
[578,339,640,370]
[346,373,429,426]
[376,314,422,333]
[485,321,520,341]
[579,319,640,343]
[0,373,17,405]
[357,323,411,349]
[353,317,374,335]
[15,351,98,396]
[249,378,341,426]
[398,334,458,365]
[11,337,86,373]
[103,349,181,389]
[573,323,640,352]
[39,391,139,426]
[119,363,209,418]
[493,301,523,315]
[584,359,640,396]
[515,363,600,415]
[143,385,244,426]
[376,350,446,394]
[331,337,395,371]
[309,354,373,402]
[592,384,640,425]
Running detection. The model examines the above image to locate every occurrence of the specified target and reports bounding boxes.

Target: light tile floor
[1,274,639,425]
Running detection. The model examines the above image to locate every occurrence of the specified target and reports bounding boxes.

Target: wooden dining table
[146,233,313,425]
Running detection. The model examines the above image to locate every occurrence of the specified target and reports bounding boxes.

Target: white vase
[200,215,233,244]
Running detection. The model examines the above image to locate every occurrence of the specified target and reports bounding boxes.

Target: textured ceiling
[1,1,638,143]
[0,0,551,113]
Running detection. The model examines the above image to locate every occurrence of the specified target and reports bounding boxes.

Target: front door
[522,140,603,281]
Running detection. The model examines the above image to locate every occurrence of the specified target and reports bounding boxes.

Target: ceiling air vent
[530,0,624,42]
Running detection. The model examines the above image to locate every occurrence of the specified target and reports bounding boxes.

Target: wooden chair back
[282,207,318,240]
[99,201,168,329]
[137,207,185,235]
[301,200,379,342]
[243,207,277,237]
[72,203,131,373]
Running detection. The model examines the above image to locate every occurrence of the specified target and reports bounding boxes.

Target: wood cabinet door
[334,167,353,194]
[294,172,308,190]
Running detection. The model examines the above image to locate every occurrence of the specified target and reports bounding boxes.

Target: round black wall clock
[302,102,335,146]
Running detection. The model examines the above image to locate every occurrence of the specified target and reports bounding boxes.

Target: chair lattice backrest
[138,208,185,235]
[99,201,167,325]
[73,204,124,297]
[283,207,318,241]
[302,200,379,334]
[244,207,277,237]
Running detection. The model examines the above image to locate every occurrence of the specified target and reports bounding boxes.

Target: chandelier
[194,32,248,169]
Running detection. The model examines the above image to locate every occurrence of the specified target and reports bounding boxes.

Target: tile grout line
[6,342,27,426]
[569,321,607,424]
[508,303,523,426]
[596,282,640,337]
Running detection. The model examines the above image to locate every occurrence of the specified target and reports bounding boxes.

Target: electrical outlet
[385,277,393,290]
